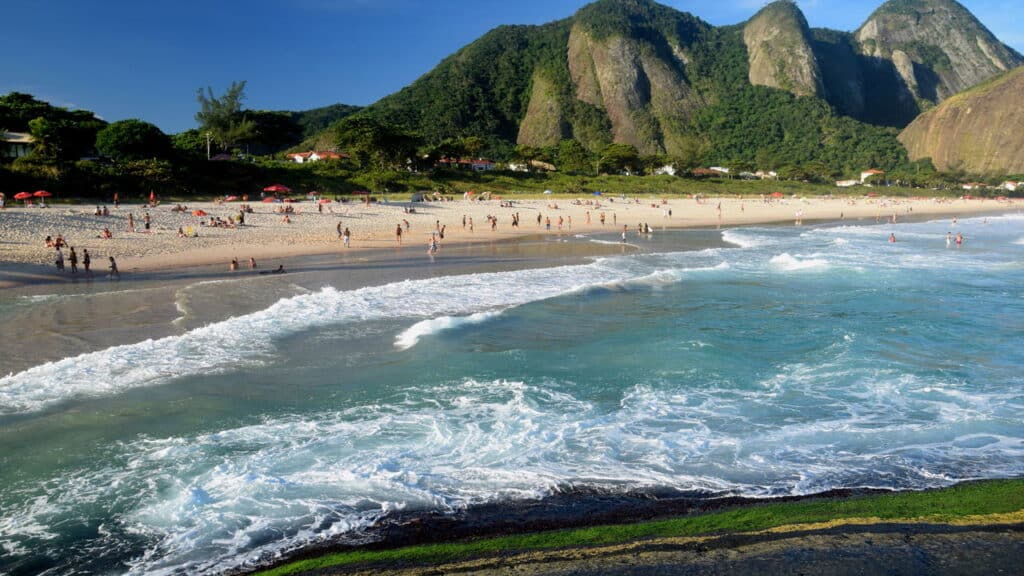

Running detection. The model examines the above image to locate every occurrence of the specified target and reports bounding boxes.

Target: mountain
[315,0,1020,172]
[899,65,1024,174]
[857,0,1021,103]
[743,1,823,98]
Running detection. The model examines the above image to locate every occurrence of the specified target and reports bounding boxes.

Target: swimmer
[889,233,896,243]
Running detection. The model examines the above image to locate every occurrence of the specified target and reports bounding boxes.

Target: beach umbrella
[318,198,332,204]
[262,197,277,203]
[14,192,32,204]
[263,184,291,193]
[307,190,319,196]
[192,209,208,216]
[771,192,783,198]
[225,195,239,202]
[33,190,52,198]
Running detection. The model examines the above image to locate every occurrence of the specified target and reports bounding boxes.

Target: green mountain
[314,0,1021,172]
[899,65,1024,174]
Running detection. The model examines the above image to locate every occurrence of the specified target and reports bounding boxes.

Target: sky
[3,0,1021,134]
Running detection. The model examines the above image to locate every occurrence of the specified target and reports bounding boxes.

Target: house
[1003,181,1018,192]
[437,158,496,172]
[653,165,677,176]
[0,132,34,159]
[709,166,730,174]
[691,167,729,178]
[755,170,778,180]
[508,159,557,172]
[286,151,348,163]
[860,169,885,183]
[836,180,860,188]
[961,182,987,190]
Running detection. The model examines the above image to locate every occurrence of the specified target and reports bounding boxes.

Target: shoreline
[1,195,1017,290]
[248,477,1024,575]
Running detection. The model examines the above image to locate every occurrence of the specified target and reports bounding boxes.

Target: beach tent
[592,191,602,196]
[318,198,332,204]
[192,209,207,216]
[263,184,291,193]
[771,192,784,198]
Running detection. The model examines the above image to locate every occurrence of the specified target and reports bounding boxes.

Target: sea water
[1,214,1022,574]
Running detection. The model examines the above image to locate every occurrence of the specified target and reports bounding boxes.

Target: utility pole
[206,132,211,160]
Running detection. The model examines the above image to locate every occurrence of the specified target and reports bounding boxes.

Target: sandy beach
[0,194,1014,288]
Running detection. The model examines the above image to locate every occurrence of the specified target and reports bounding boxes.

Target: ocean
[1,213,1022,574]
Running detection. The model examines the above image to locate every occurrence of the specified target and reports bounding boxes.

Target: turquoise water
[1,214,1023,574]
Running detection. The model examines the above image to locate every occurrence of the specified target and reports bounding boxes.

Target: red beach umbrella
[14,191,33,200]
[192,209,208,216]
[33,190,53,198]
[262,197,277,203]
[263,184,291,193]
[771,191,784,198]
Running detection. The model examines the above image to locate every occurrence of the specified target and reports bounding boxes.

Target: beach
[0,194,1012,288]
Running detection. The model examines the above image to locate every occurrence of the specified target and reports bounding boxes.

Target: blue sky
[3,0,1021,134]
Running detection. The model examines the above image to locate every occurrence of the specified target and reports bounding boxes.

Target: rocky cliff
[743,1,823,98]
[856,0,1022,103]
[899,65,1024,174]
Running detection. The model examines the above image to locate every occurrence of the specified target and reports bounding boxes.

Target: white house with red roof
[1003,181,1018,192]
[860,169,885,183]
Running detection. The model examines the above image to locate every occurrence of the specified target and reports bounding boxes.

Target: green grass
[255,478,1024,575]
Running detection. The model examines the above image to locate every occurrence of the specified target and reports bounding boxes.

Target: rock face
[517,72,569,147]
[743,1,823,98]
[856,0,1023,103]
[899,66,1024,174]
[554,22,702,155]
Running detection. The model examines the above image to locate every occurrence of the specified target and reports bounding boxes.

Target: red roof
[862,169,885,175]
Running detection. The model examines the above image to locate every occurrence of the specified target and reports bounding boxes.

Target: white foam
[395,310,503,350]
[769,253,830,272]
[721,229,772,249]
[0,261,639,414]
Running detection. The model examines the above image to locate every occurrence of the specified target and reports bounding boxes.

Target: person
[396,223,403,244]
[82,249,91,274]
[143,212,151,232]
[178,226,186,238]
[101,227,112,239]
[889,233,896,243]
[108,256,120,279]
[337,221,343,238]
[45,235,53,247]
[249,257,257,269]
[113,192,119,208]
[621,225,627,243]
[230,258,238,272]
[273,264,285,274]
[956,232,963,247]
[428,234,439,254]
[69,246,78,274]
[127,212,135,232]
[946,232,952,247]
[343,227,351,248]
[282,214,291,224]
[55,246,64,271]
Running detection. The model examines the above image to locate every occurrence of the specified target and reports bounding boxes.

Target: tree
[28,114,104,162]
[172,129,207,157]
[334,116,420,171]
[557,139,593,174]
[597,143,639,174]
[95,119,171,161]
[195,81,255,153]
